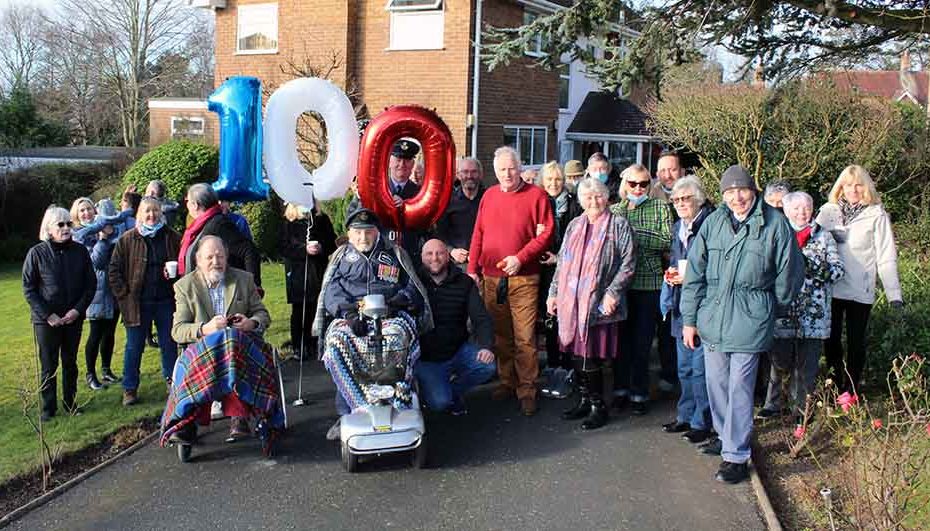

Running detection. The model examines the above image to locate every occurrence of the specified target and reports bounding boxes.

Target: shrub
[319,192,354,236]
[237,196,283,260]
[122,141,218,201]
[0,162,119,258]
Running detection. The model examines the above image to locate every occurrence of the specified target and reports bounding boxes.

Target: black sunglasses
[627,181,650,189]
[56,221,74,228]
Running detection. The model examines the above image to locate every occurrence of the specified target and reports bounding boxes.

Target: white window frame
[170,116,205,138]
[236,3,278,55]
[523,10,546,58]
[504,125,548,168]
[385,0,442,11]
[387,0,444,50]
[558,62,570,111]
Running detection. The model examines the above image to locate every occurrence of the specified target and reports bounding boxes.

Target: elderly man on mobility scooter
[313,208,433,471]
[160,236,281,462]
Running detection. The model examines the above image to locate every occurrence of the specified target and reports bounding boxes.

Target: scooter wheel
[341,441,359,473]
[177,443,192,463]
[412,434,428,469]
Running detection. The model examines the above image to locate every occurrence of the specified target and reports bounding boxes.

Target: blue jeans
[123,300,177,391]
[415,343,497,411]
[614,290,658,402]
[704,346,760,464]
[676,338,711,430]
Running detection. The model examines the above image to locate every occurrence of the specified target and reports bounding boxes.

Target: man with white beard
[170,235,270,442]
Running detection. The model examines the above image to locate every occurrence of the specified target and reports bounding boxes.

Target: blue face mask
[595,172,609,184]
[627,193,648,206]
[789,220,810,231]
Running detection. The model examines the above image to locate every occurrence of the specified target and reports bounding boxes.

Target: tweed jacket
[171,267,270,345]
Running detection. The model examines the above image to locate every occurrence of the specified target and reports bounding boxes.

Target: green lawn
[0,262,292,482]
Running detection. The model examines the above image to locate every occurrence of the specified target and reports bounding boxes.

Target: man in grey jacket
[680,165,804,484]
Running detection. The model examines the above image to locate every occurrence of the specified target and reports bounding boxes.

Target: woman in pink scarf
[546,178,637,430]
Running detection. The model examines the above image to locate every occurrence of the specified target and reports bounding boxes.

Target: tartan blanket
[322,312,420,411]
[159,328,284,447]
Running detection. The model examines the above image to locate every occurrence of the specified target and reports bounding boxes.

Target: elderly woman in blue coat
[680,166,804,485]
[659,176,714,444]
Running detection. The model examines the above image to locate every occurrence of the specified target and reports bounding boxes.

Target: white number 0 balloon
[263,77,359,209]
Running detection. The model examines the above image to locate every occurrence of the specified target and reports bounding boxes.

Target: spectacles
[56,221,74,228]
[627,181,650,189]
[671,195,695,204]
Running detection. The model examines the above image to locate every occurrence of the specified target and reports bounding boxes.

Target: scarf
[556,211,611,349]
[795,225,813,248]
[137,221,164,238]
[839,197,867,225]
[178,204,222,275]
[552,190,570,236]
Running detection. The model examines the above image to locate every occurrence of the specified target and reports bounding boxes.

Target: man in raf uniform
[314,208,433,435]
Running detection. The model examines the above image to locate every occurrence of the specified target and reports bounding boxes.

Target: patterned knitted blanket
[322,312,420,411]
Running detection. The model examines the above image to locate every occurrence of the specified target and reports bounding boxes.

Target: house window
[171,117,205,139]
[237,3,278,54]
[503,126,548,167]
[387,0,443,50]
[606,141,637,169]
[523,10,547,57]
[558,62,570,110]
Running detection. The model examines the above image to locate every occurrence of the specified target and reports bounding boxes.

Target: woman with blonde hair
[539,161,583,383]
[280,203,337,357]
[816,165,902,391]
[23,206,96,421]
[70,197,127,389]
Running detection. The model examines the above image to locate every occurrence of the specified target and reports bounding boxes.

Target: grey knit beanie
[719,165,756,193]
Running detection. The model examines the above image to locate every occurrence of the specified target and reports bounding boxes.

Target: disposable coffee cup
[677,259,688,279]
[309,240,320,247]
[165,261,178,279]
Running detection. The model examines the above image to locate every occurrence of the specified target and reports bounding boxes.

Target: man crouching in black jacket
[416,239,496,415]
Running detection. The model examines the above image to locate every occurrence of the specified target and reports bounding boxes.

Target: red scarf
[178,205,222,275]
[795,225,813,248]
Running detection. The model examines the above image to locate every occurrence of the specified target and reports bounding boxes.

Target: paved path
[11,362,764,531]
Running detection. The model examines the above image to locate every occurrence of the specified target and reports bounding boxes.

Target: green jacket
[609,197,672,291]
[679,198,804,353]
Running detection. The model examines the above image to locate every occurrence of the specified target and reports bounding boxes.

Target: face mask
[595,172,609,184]
[627,193,648,206]
[789,220,809,231]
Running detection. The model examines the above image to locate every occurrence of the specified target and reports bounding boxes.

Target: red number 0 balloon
[357,105,455,231]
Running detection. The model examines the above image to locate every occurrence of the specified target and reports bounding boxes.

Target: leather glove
[345,312,368,336]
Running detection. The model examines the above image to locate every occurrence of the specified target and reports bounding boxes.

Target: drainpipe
[470,0,483,158]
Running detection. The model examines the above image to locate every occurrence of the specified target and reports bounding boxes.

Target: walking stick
[292,215,314,407]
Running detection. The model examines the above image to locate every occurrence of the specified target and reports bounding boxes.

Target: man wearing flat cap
[313,208,432,430]
[679,165,803,485]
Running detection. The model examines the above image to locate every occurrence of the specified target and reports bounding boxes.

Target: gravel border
[0,430,158,529]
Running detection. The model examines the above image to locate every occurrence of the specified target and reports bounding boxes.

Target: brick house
[825,52,929,112]
[150,0,657,174]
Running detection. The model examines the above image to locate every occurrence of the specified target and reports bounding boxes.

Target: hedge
[122,141,218,201]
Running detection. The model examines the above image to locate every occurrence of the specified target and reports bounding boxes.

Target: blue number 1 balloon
[208,76,269,202]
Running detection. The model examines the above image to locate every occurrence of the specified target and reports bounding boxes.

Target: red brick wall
[149,108,219,146]
[215,0,352,90]
[351,0,472,157]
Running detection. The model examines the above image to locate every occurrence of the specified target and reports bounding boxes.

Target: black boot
[561,370,590,420]
[581,368,608,430]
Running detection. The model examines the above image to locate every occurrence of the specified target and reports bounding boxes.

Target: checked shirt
[610,197,672,291]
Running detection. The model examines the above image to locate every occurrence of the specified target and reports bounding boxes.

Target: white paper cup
[165,261,178,278]
[677,259,688,279]
[308,240,320,247]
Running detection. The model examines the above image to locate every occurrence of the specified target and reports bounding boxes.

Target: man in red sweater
[468,146,555,415]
